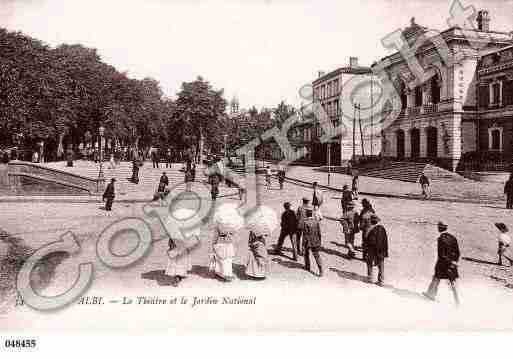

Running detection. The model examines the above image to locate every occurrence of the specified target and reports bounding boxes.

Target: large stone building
[376,12,513,171]
[477,44,513,158]
[310,57,380,165]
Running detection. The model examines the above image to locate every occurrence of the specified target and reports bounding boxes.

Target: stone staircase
[357,162,464,183]
[319,161,465,183]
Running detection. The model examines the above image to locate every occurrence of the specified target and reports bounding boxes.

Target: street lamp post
[223,134,228,162]
[98,126,106,192]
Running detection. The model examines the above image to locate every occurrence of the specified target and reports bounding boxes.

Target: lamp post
[98,126,105,192]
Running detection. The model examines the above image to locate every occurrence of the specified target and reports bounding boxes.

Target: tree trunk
[198,125,204,167]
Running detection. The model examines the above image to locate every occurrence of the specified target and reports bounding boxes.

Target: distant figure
[130,159,140,184]
[237,178,247,201]
[265,166,272,189]
[185,168,193,192]
[103,178,116,211]
[277,167,286,190]
[210,174,220,201]
[504,174,513,209]
[191,163,196,182]
[151,148,159,168]
[495,222,513,266]
[32,151,39,163]
[419,173,430,199]
[296,197,311,256]
[160,172,169,186]
[153,172,170,205]
[352,175,359,200]
[423,222,460,306]
[273,202,298,261]
[364,214,388,286]
[302,208,323,277]
[108,153,115,169]
[340,201,359,259]
[311,181,324,211]
[341,184,353,214]
[166,148,173,168]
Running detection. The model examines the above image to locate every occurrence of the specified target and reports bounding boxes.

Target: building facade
[310,57,380,166]
[377,13,513,171]
[477,44,513,157]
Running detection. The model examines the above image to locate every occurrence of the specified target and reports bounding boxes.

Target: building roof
[376,21,513,68]
[312,65,372,86]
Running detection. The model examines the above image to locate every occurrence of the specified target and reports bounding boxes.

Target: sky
[1,0,512,109]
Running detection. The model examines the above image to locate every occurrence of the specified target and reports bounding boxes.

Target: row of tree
[0,27,296,161]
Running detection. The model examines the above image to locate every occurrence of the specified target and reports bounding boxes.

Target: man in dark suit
[103,178,116,211]
[341,184,353,214]
[160,172,169,187]
[302,208,323,277]
[311,181,324,210]
[423,221,460,305]
[504,174,513,209]
[295,197,310,256]
[273,202,298,260]
[364,214,388,286]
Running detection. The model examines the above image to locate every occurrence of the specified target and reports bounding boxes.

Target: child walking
[495,222,513,266]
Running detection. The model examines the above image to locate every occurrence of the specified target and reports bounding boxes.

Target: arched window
[488,126,503,151]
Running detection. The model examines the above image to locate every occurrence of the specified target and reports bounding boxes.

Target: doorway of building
[426,126,438,158]
[396,129,405,159]
[410,128,420,159]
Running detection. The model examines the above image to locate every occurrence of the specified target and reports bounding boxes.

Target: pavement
[0,160,507,206]
[2,161,513,331]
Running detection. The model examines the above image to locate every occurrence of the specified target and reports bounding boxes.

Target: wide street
[2,161,513,331]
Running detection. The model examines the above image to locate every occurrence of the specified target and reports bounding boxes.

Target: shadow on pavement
[189,265,214,280]
[272,257,304,270]
[141,269,178,286]
[331,241,363,252]
[330,267,430,302]
[321,246,363,261]
[462,257,501,266]
[233,263,250,280]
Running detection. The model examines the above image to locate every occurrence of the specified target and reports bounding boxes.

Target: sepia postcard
[2,0,513,344]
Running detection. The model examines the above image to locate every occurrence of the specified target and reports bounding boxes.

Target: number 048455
[4,339,36,348]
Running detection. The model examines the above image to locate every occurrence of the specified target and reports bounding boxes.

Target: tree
[175,77,227,164]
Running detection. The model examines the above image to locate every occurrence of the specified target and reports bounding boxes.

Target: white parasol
[213,203,244,235]
[246,206,279,237]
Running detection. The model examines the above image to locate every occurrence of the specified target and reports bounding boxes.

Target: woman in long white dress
[245,206,278,280]
[210,203,244,281]
[165,208,201,286]
[210,229,236,281]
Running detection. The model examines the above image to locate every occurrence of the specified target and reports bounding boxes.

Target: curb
[280,174,503,206]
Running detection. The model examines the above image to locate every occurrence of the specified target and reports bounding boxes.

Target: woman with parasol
[245,206,279,280]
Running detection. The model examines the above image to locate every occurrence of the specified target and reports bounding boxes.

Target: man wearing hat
[364,214,388,286]
[423,222,460,305]
[311,182,324,210]
[103,178,116,211]
[273,202,298,260]
[341,184,354,215]
[296,197,311,256]
[302,208,323,277]
[340,201,360,259]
